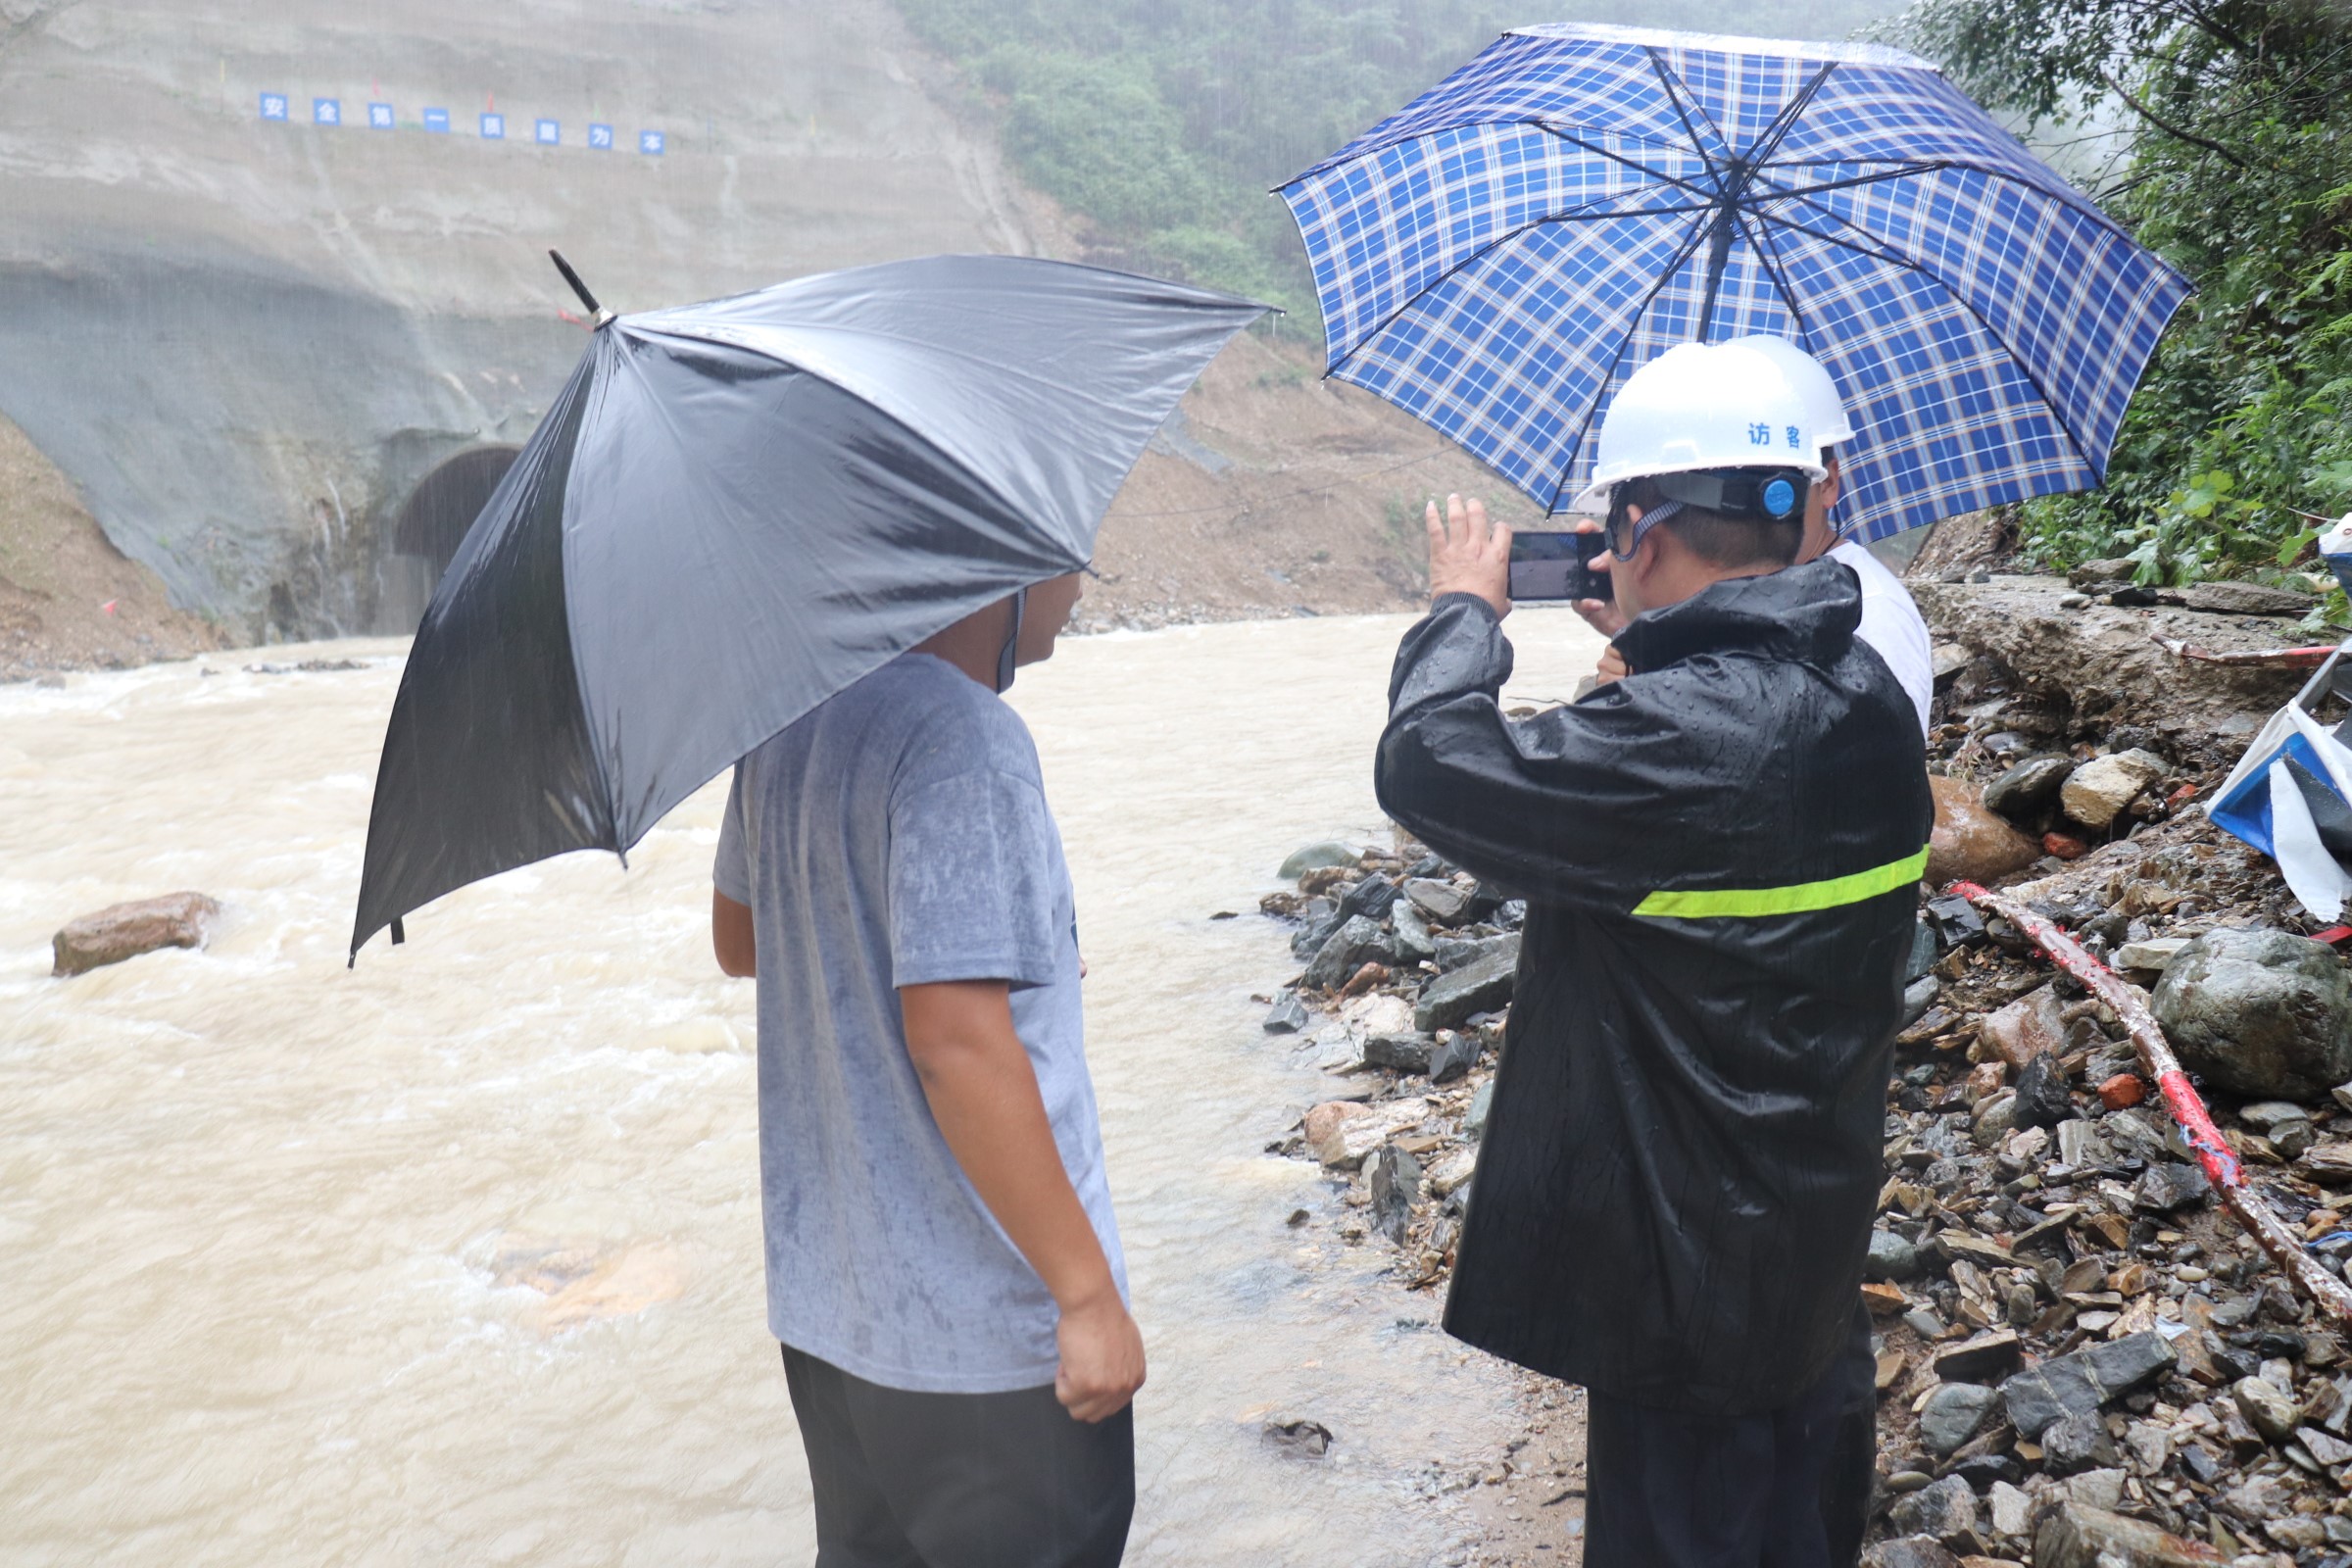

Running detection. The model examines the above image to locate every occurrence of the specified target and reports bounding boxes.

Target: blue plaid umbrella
[1276,23,2191,540]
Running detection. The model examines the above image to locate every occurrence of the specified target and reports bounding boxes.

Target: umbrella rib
[1756,203,2102,473]
[1526,121,1715,199]
[1749,163,1949,203]
[1736,205,1815,349]
[1321,201,1728,379]
[1744,63,1838,172]
[1541,212,1720,515]
[1643,48,1728,175]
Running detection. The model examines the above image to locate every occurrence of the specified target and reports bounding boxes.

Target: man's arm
[712,891,756,977]
[898,979,1144,1423]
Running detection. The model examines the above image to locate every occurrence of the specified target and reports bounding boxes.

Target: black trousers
[780,1344,1135,1568]
[1583,1310,1877,1568]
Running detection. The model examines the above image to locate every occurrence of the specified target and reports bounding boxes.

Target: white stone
[2063,1467,2126,1511]
[2060,749,2168,829]
[1427,1147,1477,1198]
[2115,937,2191,973]
[1987,1479,2033,1539]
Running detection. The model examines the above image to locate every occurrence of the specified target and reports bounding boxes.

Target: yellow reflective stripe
[1632,847,1931,919]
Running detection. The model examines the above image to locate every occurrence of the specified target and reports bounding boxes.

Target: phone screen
[1507,530,1609,603]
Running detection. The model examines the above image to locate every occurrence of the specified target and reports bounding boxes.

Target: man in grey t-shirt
[712,571,1139,1567]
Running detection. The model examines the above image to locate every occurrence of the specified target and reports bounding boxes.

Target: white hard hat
[1729,332,1857,446]
[1566,342,1824,515]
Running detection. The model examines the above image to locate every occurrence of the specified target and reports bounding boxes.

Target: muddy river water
[1,608,1603,1566]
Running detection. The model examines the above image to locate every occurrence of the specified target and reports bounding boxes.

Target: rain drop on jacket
[1377,560,1932,1417]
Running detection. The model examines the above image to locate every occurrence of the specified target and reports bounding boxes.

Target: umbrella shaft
[1694,157,1753,343]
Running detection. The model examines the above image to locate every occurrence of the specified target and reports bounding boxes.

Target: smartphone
[1507,530,1610,603]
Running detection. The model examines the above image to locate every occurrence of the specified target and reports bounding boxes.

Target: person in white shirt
[1575,336,1935,742]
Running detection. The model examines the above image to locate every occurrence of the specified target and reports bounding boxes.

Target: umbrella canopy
[1276,23,2190,541]
[353,254,1266,957]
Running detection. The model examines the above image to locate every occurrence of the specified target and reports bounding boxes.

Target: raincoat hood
[1377,558,1931,1415]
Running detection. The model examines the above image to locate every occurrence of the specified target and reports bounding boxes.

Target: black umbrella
[353,254,1267,958]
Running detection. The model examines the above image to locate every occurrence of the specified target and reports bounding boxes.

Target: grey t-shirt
[713,652,1123,1395]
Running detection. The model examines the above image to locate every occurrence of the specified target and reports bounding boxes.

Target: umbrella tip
[549,249,615,327]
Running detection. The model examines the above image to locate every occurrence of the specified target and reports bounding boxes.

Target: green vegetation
[1890,0,2352,604]
[898,0,1907,318]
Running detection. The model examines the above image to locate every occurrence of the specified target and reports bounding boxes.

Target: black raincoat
[1378,560,1932,1417]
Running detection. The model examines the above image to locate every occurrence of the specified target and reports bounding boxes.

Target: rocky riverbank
[1250,553,2352,1566]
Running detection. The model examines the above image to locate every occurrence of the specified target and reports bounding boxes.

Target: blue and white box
[260,92,289,121]
[422,108,450,133]
[535,119,560,145]
[639,129,664,156]
[481,112,506,139]
[368,102,394,129]
[588,122,613,149]
[314,97,341,126]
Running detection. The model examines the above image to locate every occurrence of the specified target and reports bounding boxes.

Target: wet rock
[1427,1030,1479,1085]
[1390,901,1436,964]
[1425,1146,1476,1198]
[1901,976,1940,1028]
[1435,930,1519,973]
[1985,1481,2033,1542]
[1302,1099,1429,1169]
[2059,1468,2125,1511]
[1361,1033,1434,1073]
[2153,928,2352,1100]
[1336,872,1399,923]
[1414,945,1517,1033]
[51,891,220,977]
[1888,1474,1979,1544]
[2232,1374,2302,1442]
[2134,1160,2212,1213]
[1980,985,2069,1071]
[1401,877,1473,925]
[1972,1090,2019,1148]
[1262,993,1310,1034]
[1920,1382,1998,1456]
[1984,755,2077,821]
[1262,1416,1333,1457]
[1928,774,2043,886]
[1463,1081,1494,1143]
[1367,1143,1422,1244]
[2041,1408,2122,1473]
[2012,1052,2075,1131]
[2115,936,2191,975]
[1998,1332,2176,1438]
[1868,1227,1924,1283]
[1907,919,1940,981]
[2175,580,2317,616]
[1278,842,1358,880]
[1935,1330,2023,1383]
[1303,916,1396,990]
[1861,1541,1961,1568]
[2098,1072,2148,1110]
[2033,1501,2225,1568]
[2060,750,2169,830]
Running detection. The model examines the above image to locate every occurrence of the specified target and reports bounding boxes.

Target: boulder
[1301,1099,1430,1169]
[2060,749,2168,830]
[1919,1382,1998,1456]
[2132,1161,2211,1213]
[1278,841,1359,880]
[1927,774,2041,886]
[1464,1081,1494,1141]
[2040,1408,2121,1473]
[1303,916,1396,990]
[2114,936,2191,974]
[2232,1373,2301,1443]
[1262,993,1310,1034]
[1998,1332,2175,1438]
[1887,1474,1978,1544]
[1414,945,1518,1033]
[2033,1502,2226,1568]
[1866,1227,1923,1282]
[2011,1052,2075,1131]
[51,891,221,977]
[1435,931,1520,973]
[1367,1143,1421,1244]
[2152,928,2352,1100]
[1335,872,1399,923]
[1978,985,2069,1071]
[1390,901,1437,963]
[2175,580,2316,616]
[1982,754,2076,821]
[1362,1033,1434,1073]
[1402,877,1474,925]
[1427,1030,1479,1084]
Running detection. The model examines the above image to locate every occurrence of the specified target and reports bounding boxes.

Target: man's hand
[1054,1287,1148,1424]
[1569,517,1625,638]
[1593,644,1630,686]
[1427,494,1511,619]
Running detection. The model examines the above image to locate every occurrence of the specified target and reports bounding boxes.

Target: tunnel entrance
[393,445,520,581]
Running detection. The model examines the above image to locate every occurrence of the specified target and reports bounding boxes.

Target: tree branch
[2098,67,2253,167]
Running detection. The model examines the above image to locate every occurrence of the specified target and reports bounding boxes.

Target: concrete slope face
[0,0,1038,638]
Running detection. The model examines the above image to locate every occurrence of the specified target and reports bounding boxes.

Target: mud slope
[0,0,1051,638]
[0,411,220,678]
